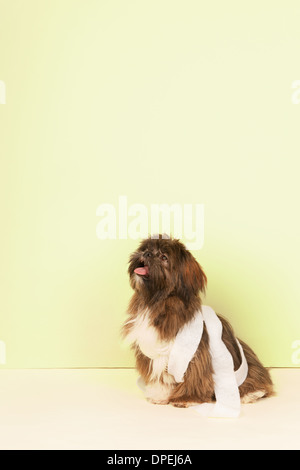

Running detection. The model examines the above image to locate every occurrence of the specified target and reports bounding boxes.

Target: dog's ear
[175,250,207,302]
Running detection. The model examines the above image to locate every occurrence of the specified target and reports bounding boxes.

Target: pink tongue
[134,266,149,276]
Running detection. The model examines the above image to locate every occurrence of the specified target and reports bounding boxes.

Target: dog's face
[128,235,207,304]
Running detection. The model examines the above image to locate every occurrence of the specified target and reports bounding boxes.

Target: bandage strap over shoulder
[167,311,203,383]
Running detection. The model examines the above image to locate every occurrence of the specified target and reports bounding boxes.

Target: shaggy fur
[122,235,274,407]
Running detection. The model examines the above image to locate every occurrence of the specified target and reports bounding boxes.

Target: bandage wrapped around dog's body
[139,305,248,418]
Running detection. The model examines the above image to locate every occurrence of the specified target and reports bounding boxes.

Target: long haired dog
[122,235,273,408]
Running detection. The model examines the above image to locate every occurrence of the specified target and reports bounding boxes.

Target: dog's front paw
[144,381,172,405]
[146,397,169,405]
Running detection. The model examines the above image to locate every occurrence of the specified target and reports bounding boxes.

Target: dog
[122,235,274,408]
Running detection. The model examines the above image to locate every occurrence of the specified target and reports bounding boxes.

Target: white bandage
[168,305,248,418]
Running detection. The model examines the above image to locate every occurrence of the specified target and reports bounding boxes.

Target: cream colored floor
[0,368,299,450]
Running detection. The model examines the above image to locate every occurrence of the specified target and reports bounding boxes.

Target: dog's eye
[144,251,152,257]
[161,255,168,261]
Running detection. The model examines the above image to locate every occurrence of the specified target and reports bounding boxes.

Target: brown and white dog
[122,235,274,408]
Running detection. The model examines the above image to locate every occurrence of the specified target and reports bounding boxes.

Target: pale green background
[0,0,299,368]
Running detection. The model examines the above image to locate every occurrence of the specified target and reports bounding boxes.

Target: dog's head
[128,235,207,304]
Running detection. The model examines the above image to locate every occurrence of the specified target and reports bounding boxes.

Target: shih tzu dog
[122,235,273,408]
